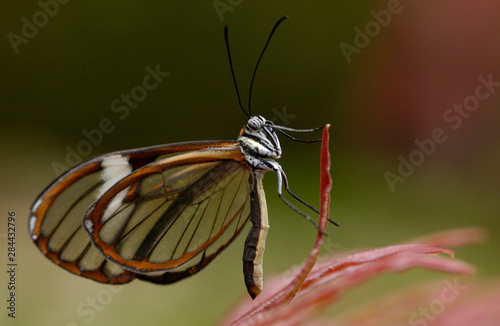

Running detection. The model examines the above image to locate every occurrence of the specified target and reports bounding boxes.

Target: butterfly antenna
[248,15,288,115]
[224,25,249,118]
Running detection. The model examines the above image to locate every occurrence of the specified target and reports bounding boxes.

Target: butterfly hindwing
[83,147,253,283]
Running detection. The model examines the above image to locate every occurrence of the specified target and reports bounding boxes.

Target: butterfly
[28,16,335,299]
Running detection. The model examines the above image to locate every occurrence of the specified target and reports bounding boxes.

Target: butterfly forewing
[85,149,253,281]
[29,141,243,283]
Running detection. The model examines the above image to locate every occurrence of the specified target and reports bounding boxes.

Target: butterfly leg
[267,161,324,233]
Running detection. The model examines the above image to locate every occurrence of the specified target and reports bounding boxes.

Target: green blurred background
[1,1,499,325]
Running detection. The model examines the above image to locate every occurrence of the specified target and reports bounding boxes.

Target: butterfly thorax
[238,116,282,171]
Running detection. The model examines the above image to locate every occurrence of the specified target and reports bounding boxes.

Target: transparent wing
[28,141,240,283]
[84,154,252,283]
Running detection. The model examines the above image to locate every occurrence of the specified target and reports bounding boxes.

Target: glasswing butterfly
[28,16,335,299]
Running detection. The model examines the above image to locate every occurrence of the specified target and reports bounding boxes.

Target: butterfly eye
[247,116,265,131]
